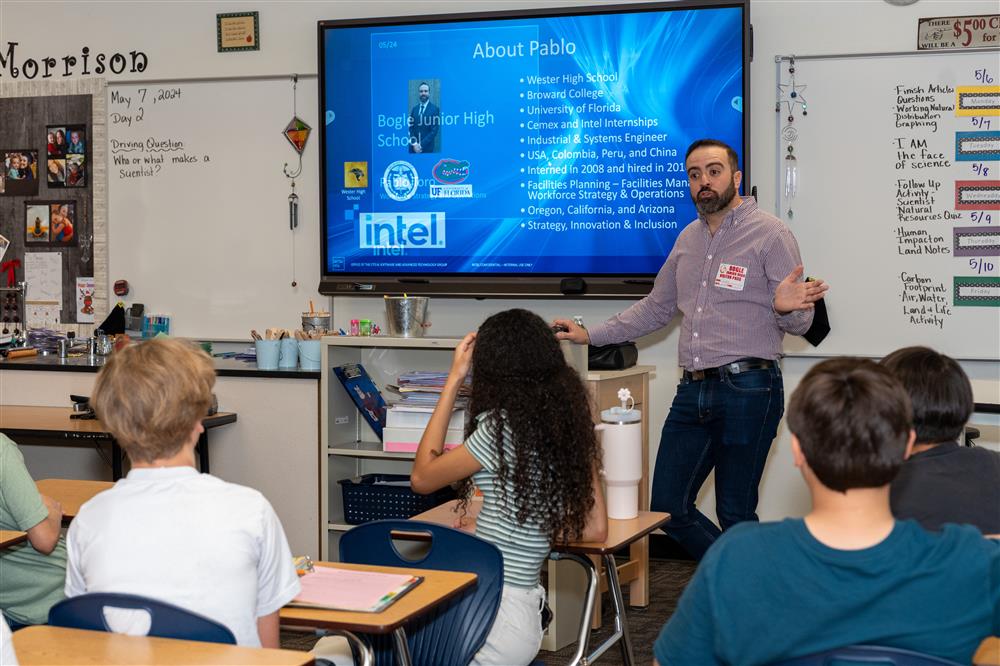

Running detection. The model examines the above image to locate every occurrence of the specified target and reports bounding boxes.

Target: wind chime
[777,55,808,218]
[282,74,312,288]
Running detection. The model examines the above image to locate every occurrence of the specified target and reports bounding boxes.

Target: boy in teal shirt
[654,358,1000,665]
[0,433,66,626]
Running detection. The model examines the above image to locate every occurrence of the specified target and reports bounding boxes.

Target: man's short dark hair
[685,139,740,172]
[880,346,973,444]
[787,358,912,492]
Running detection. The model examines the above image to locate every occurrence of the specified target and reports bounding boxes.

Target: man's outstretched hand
[774,265,829,314]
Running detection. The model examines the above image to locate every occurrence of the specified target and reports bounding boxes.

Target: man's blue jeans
[650,365,784,560]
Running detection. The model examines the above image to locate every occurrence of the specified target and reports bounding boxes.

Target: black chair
[770,644,963,666]
[340,519,504,666]
[49,592,236,644]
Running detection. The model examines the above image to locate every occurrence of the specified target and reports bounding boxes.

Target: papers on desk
[289,567,422,613]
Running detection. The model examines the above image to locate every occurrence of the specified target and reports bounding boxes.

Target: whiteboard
[107,77,322,340]
[778,50,1000,360]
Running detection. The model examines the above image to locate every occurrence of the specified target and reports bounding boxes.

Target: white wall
[2,0,997,523]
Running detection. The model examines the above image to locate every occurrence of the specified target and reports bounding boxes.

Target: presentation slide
[322,5,744,276]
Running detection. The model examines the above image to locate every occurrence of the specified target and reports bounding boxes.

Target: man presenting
[408,82,440,154]
[555,139,827,559]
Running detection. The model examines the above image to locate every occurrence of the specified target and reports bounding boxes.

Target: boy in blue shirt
[654,358,1000,665]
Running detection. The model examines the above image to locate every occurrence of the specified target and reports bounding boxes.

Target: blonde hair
[92,338,215,463]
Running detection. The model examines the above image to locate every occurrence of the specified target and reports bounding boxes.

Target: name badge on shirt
[715,263,747,291]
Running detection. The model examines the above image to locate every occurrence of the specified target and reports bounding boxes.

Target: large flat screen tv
[318,0,749,297]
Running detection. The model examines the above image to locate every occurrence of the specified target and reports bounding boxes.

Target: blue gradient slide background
[323,6,743,275]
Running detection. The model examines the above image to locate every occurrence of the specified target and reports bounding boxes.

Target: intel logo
[360,212,446,249]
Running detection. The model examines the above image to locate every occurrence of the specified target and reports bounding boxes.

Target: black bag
[588,342,638,371]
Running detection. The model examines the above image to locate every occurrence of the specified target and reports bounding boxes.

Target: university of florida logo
[382,161,418,202]
[432,158,470,184]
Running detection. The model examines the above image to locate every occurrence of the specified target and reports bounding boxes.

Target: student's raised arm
[411,332,483,493]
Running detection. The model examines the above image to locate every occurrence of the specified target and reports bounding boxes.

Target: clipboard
[334,363,387,439]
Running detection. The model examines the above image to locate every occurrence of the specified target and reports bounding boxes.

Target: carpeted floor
[280,557,698,665]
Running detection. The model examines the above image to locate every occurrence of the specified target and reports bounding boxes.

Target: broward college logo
[382,160,418,202]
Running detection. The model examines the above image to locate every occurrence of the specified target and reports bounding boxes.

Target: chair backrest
[48,592,236,645]
[770,644,963,666]
[339,519,504,666]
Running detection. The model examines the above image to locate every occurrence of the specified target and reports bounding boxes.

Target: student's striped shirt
[464,411,551,588]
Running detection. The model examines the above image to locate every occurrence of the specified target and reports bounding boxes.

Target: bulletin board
[0,92,97,328]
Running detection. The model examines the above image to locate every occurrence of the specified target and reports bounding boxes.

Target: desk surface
[36,478,114,519]
[0,529,27,548]
[11,625,314,665]
[977,637,1000,666]
[411,498,670,554]
[0,405,237,437]
[280,561,476,634]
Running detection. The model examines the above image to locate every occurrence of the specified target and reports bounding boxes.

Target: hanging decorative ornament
[283,74,312,288]
[777,55,808,219]
[784,144,798,202]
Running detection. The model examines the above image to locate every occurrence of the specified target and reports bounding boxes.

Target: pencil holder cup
[299,340,322,371]
[279,338,299,369]
[255,340,280,370]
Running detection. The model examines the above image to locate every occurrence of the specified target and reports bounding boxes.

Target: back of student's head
[880,346,973,445]
[472,308,566,384]
[468,308,599,540]
[787,358,912,492]
[92,338,215,463]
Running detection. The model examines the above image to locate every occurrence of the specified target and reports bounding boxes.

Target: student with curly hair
[411,308,607,666]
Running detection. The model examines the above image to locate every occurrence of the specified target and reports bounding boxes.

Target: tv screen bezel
[317,0,751,298]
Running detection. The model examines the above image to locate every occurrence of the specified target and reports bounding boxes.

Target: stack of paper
[289,566,422,613]
[389,371,471,407]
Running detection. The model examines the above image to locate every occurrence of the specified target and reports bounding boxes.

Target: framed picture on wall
[47,127,67,157]
[65,154,86,187]
[3,150,40,196]
[50,201,76,244]
[47,158,66,184]
[25,203,50,243]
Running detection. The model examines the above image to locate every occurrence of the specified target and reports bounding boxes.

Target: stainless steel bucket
[384,297,429,337]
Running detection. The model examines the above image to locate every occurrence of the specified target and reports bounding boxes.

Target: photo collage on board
[46,124,87,188]
[24,200,76,246]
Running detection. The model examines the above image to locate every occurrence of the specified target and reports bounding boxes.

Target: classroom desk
[0,530,27,548]
[977,637,1000,666]
[36,478,114,520]
[411,498,670,666]
[11,625,315,665]
[0,405,237,480]
[280,561,477,666]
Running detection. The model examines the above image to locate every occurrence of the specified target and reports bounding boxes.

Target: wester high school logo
[344,161,368,188]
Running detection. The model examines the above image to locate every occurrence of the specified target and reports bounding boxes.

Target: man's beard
[692,179,737,215]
